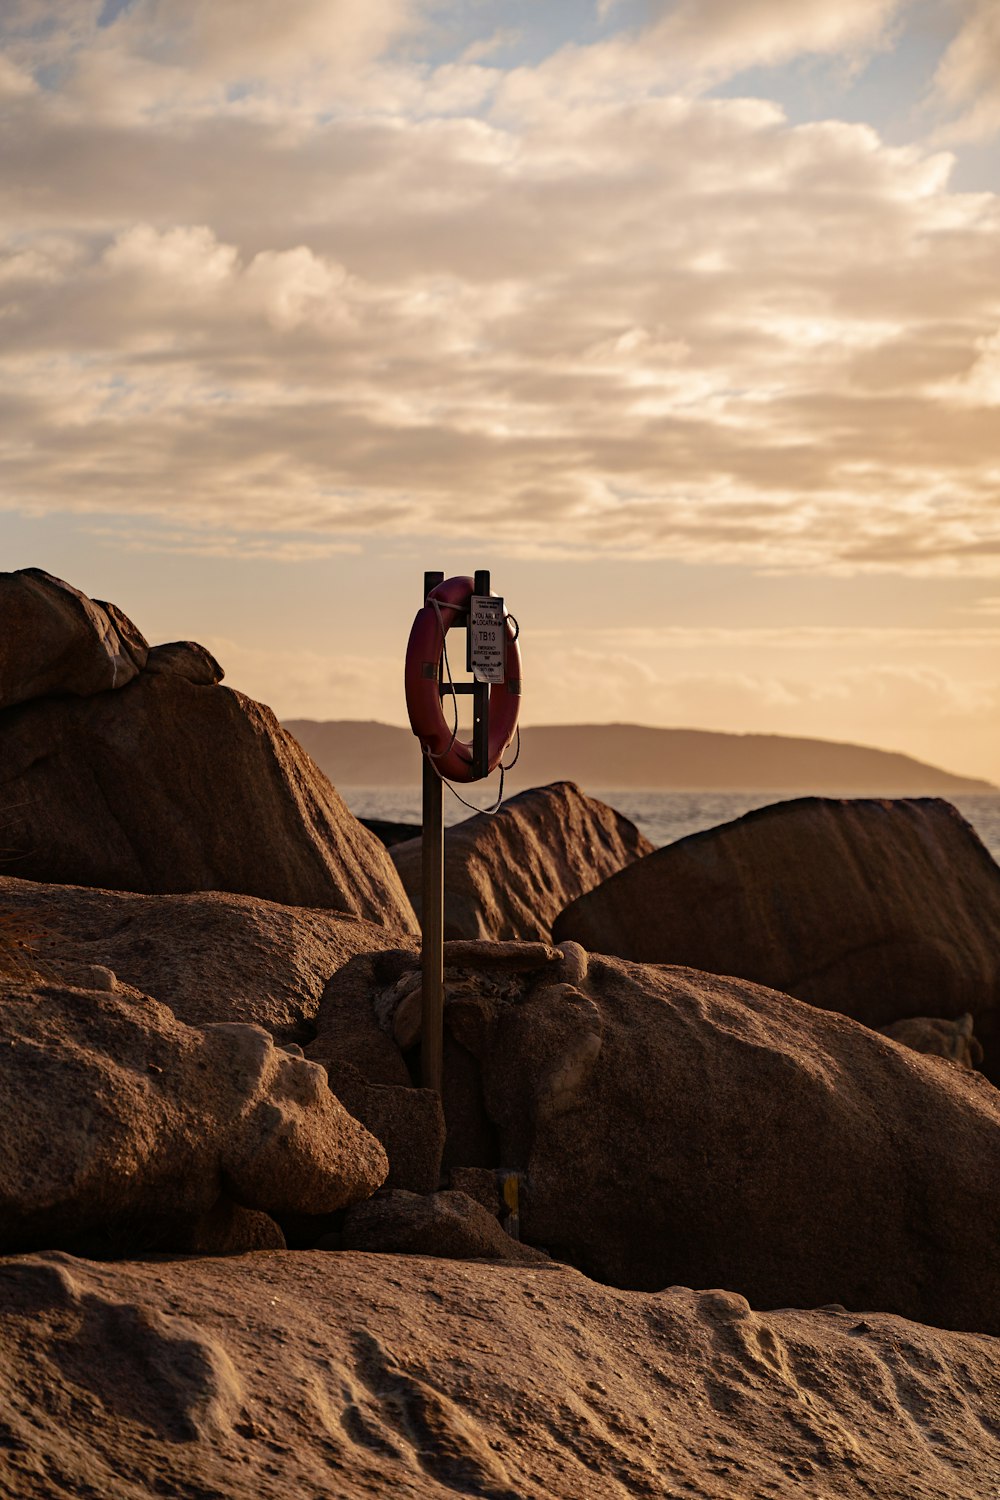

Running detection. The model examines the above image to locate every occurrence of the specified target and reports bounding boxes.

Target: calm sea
[340,785,1000,864]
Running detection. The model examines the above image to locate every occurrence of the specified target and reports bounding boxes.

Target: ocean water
[340,785,1000,864]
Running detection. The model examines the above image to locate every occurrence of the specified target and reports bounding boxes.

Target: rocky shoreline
[3,567,1000,1498]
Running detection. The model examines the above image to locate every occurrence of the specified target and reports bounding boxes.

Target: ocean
[340,785,1000,864]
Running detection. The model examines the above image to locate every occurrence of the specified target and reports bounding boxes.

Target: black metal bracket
[470,568,490,780]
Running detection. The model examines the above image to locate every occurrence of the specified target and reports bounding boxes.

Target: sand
[3,1249,999,1499]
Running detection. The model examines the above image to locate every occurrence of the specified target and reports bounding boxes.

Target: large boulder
[0,567,148,712]
[391,781,653,942]
[0,668,417,929]
[3,1250,1000,1498]
[553,796,1000,1069]
[0,969,387,1255]
[361,940,1000,1333]
[0,873,409,1045]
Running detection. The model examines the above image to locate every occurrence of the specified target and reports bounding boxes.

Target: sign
[469,594,506,683]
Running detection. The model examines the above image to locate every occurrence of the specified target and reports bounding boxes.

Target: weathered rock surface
[0,567,147,711]
[307,945,419,1088]
[3,1250,1000,1499]
[391,781,653,942]
[340,1189,549,1263]
[0,669,417,928]
[308,943,567,1183]
[513,955,1000,1331]
[144,639,224,684]
[171,1200,287,1255]
[554,796,1000,1069]
[0,873,407,1044]
[448,1165,505,1214]
[323,1061,446,1194]
[337,940,1000,1333]
[880,1012,984,1070]
[0,973,387,1255]
[93,598,150,672]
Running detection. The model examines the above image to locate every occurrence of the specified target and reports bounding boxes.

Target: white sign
[470,594,506,683]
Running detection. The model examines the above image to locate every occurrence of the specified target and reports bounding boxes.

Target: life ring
[404,575,521,783]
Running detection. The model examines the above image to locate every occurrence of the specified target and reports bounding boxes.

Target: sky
[1,0,999,782]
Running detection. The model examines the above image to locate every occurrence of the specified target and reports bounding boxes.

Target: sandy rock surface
[2,1249,999,1500]
[0,670,417,929]
[554,796,1000,1068]
[0,567,147,711]
[307,944,419,1088]
[170,1199,288,1255]
[0,874,408,1044]
[496,954,1000,1331]
[0,972,387,1255]
[323,1060,445,1194]
[332,941,1000,1333]
[341,1189,550,1264]
[391,781,652,941]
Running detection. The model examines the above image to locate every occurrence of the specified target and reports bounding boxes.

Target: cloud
[86,523,361,562]
[11,0,424,102]
[962,595,1000,616]
[0,51,37,97]
[532,622,1000,650]
[0,0,434,134]
[934,327,1000,407]
[929,0,1000,142]
[203,637,402,721]
[646,0,906,84]
[510,653,1000,784]
[493,0,905,116]
[102,222,239,295]
[1,4,1000,577]
[129,0,418,79]
[525,653,996,724]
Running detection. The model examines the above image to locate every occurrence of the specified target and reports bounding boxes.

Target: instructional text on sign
[470,594,506,684]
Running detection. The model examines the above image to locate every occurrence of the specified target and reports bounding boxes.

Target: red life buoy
[404,575,521,783]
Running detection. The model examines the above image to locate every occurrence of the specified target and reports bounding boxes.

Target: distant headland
[284,719,996,795]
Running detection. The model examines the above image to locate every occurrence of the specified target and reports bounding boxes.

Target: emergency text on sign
[470,594,506,684]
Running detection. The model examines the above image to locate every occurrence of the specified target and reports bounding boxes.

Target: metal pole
[471,568,491,781]
[421,570,445,1095]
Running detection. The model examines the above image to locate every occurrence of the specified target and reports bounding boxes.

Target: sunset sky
[2,0,999,782]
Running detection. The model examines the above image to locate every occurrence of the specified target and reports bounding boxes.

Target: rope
[502,724,521,772]
[441,761,506,816]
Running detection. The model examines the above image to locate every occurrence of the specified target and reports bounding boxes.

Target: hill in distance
[283,720,996,796]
